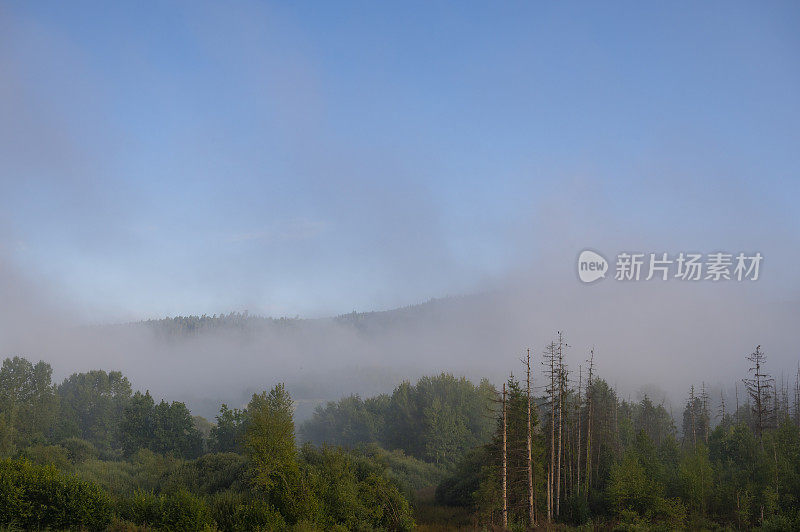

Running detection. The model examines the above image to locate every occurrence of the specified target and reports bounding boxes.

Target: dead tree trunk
[585,348,594,495]
[546,341,556,523]
[556,332,564,518]
[502,382,508,530]
[577,364,582,496]
[526,349,535,528]
[794,365,800,428]
[743,345,774,443]
[690,385,697,447]
[701,382,710,443]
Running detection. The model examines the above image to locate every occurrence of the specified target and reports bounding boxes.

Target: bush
[73,449,183,496]
[358,443,444,495]
[162,452,248,495]
[434,447,487,507]
[0,458,112,531]
[19,444,70,469]
[208,490,286,531]
[761,513,800,532]
[118,488,214,531]
[299,445,414,530]
[562,493,591,526]
[62,437,98,464]
[652,496,686,528]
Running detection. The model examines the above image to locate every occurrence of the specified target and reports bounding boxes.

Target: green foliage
[55,370,132,455]
[631,395,676,448]
[440,375,546,526]
[607,453,658,515]
[605,432,687,528]
[301,374,495,467]
[62,436,98,463]
[561,493,591,526]
[357,443,444,495]
[208,490,286,531]
[4,352,800,530]
[300,394,389,449]
[119,391,203,458]
[768,421,800,515]
[435,446,488,507]
[210,403,247,453]
[0,458,112,531]
[760,512,800,531]
[0,357,57,451]
[73,449,184,496]
[679,444,713,514]
[19,443,70,469]
[300,445,415,531]
[245,384,297,494]
[682,394,711,449]
[118,488,213,531]
[389,374,496,465]
[162,452,248,495]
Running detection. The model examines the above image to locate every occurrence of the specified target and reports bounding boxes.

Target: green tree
[118,391,202,458]
[55,370,132,453]
[118,391,156,456]
[0,357,58,450]
[607,452,656,516]
[244,384,297,494]
[679,444,713,514]
[299,394,388,448]
[211,404,247,453]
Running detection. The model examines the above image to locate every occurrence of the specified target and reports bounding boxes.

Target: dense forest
[0,335,799,530]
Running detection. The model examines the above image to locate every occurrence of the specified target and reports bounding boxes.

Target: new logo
[577,250,608,283]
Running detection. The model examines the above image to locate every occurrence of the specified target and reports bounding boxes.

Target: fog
[1,2,799,421]
[1,239,798,421]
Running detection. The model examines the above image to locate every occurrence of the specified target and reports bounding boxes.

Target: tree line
[0,356,417,530]
[436,336,800,530]
[1,339,799,530]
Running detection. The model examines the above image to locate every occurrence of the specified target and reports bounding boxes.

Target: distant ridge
[123,294,481,336]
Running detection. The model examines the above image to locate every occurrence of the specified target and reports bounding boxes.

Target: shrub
[208,490,286,531]
[162,452,248,495]
[760,513,799,532]
[19,444,70,469]
[118,488,213,531]
[62,437,98,464]
[0,458,112,531]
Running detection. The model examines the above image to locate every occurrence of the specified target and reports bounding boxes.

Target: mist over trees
[300,374,495,465]
[434,337,800,530]
[0,334,799,530]
[0,356,417,530]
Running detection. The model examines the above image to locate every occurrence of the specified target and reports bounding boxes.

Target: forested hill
[126,295,477,337]
[96,297,487,421]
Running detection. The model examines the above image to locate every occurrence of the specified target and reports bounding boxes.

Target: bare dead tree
[576,364,582,497]
[779,373,789,423]
[585,348,594,495]
[743,345,775,442]
[701,382,710,443]
[543,340,557,523]
[689,385,697,447]
[794,365,800,428]
[525,348,535,528]
[555,332,565,518]
[502,382,508,530]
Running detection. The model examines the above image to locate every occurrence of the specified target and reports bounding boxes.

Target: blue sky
[2,1,799,319]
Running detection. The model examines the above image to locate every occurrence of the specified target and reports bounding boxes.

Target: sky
[1,1,799,321]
